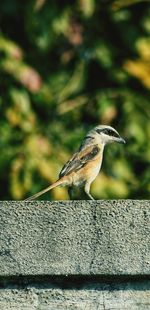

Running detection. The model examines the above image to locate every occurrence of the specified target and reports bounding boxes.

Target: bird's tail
[24,177,66,201]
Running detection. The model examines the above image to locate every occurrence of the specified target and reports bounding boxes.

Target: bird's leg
[84,183,95,200]
[68,186,74,200]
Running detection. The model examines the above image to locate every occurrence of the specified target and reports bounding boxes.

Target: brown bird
[24,125,125,201]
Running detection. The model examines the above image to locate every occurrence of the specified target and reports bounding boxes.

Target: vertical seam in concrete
[89,203,99,273]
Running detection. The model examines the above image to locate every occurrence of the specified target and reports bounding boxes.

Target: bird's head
[90,125,126,145]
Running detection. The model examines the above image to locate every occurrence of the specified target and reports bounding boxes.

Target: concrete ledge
[0,200,149,276]
[0,280,149,310]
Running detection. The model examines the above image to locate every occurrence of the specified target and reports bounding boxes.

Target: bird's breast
[72,154,102,186]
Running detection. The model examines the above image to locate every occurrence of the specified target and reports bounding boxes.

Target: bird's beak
[118,137,126,144]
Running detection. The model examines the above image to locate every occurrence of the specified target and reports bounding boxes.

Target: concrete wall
[0,200,149,309]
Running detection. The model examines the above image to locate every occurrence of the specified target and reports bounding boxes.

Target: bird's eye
[96,128,119,138]
[103,129,119,137]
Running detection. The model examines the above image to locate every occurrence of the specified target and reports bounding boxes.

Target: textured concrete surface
[0,280,149,310]
[0,200,150,309]
[0,200,149,276]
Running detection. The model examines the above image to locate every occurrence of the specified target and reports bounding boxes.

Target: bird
[24,125,125,201]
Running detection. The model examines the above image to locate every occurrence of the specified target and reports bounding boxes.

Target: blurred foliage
[0,0,149,200]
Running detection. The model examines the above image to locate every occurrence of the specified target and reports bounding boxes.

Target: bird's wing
[59,144,100,177]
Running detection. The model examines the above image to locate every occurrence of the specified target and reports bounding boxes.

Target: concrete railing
[0,200,149,309]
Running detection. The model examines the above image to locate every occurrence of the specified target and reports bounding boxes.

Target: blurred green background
[0,0,149,200]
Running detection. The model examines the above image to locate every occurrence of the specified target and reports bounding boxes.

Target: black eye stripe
[95,129,102,134]
[96,128,119,138]
[103,129,119,137]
